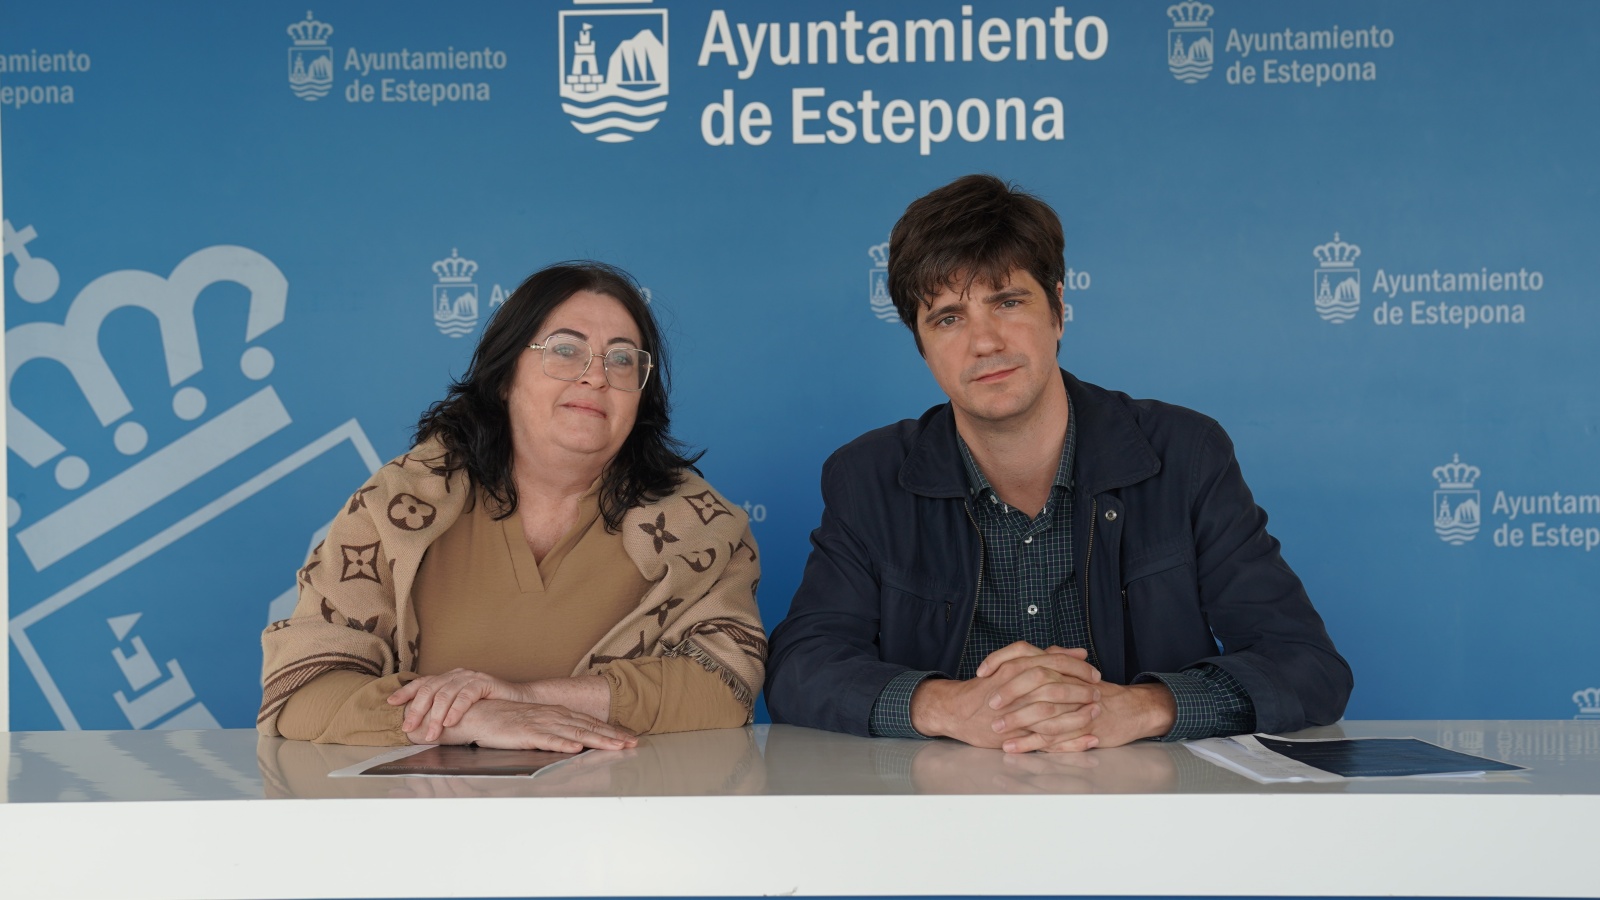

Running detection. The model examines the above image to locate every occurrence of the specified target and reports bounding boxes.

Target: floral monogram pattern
[679,547,718,573]
[684,490,732,525]
[339,542,382,583]
[347,484,376,514]
[638,512,679,554]
[387,493,437,531]
[590,631,647,667]
[650,596,686,626]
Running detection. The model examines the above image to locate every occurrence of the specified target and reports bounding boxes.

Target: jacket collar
[898,369,1160,499]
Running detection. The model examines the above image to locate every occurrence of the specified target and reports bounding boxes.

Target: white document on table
[1186,735,1345,783]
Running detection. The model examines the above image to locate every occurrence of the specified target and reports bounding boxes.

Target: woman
[259,262,765,750]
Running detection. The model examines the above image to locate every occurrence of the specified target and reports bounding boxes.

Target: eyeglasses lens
[538,338,649,391]
[604,348,646,391]
[541,338,591,381]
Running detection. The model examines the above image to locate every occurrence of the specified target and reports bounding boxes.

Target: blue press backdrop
[3,0,1597,731]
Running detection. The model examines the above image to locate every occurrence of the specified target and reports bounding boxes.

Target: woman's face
[507,290,644,470]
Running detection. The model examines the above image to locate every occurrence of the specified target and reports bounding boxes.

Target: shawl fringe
[666,637,756,722]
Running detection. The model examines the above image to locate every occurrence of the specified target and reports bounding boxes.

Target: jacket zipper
[957,503,986,651]
[1082,497,1101,668]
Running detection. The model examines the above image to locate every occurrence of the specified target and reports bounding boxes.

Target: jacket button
[1105,509,1118,522]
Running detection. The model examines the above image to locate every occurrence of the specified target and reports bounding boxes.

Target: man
[764,174,1350,752]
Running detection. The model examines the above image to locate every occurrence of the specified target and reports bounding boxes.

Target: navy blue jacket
[765,370,1352,737]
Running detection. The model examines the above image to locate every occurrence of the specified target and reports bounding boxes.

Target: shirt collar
[956,402,1077,501]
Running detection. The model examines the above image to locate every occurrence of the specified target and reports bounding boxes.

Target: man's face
[916,268,1064,429]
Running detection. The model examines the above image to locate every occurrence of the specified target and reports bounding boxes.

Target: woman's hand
[389,668,532,742]
[403,699,637,752]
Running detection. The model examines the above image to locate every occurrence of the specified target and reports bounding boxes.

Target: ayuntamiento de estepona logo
[432,249,480,338]
[1432,454,1600,551]
[1433,454,1480,546]
[286,8,507,105]
[1310,233,1541,329]
[559,1,669,143]
[431,249,519,338]
[1166,1,1214,83]
[1313,233,1361,323]
[287,11,334,101]
[867,241,895,324]
[1166,1,1395,88]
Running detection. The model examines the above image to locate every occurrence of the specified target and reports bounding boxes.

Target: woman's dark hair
[414,261,700,530]
[888,173,1065,353]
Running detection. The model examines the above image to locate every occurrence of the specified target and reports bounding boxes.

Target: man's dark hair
[888,173,1065,351]
[414,261,700,531]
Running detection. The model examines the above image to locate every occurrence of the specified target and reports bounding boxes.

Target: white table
[3,720,1598,899]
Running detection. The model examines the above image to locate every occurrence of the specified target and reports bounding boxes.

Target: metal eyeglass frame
[527,336,654,392]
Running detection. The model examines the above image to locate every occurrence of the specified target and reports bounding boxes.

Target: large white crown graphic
[1433,454,1480,491]
[868,241,889,269]
[433,248,479,284]
[4,219,289,571]
[1167,1,1214,28]
[287,10,333,46]
[1314,233,1361,268]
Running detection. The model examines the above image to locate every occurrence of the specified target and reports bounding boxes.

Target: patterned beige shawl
[259,442,766,735]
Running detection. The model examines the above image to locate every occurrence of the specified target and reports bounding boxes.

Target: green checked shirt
[869,404,1256,741]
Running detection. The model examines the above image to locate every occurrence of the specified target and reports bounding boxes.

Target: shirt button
[1024,536,1033,544]
[990,495,998,504]
[1105,509,1118,522]
[1027,604,1039,615]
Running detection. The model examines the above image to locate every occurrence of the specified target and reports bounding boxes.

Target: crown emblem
[1432,454,1480,491]
[1574,687,1600,719]
[1167,1,1214,28]
[4,222,290,571]
[432,249,478,283]
[287,11,333,46]
[1313,233,1361,268]
[868,241,889,268]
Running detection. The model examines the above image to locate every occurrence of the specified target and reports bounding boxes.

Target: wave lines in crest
[561,100,668,119]
[1170,66,1212,83]
[1317,298,1360,323]
[1435,526,1479,544]
[568,117,661,135]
